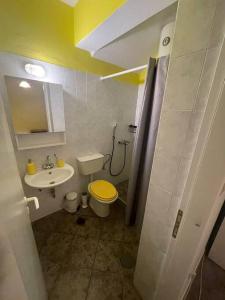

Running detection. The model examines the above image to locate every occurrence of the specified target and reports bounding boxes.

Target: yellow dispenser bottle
[26,159,37,175]
[54,153,65,168]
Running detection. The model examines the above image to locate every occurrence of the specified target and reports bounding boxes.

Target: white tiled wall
[135,84,145,125]
[0,53,138,221]
[135,0,225,299]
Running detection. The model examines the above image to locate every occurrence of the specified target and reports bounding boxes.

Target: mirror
[5,76,48,134]
[5,76,65,134]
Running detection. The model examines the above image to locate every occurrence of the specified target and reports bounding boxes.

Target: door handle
[25,196,39,210]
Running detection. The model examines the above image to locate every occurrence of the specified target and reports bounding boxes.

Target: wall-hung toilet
[77,153,118,217]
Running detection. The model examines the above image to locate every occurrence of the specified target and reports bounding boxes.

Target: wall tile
[135,232,166,298]
[182,111,204,159]
[172,0,216,58]
[145,184,172,222]
[149,215,172,253]
[156,110,191,156]
[194,46,220,112]
[174,156,192,198]
[164,51,205,111]
[75,71,87,105]
[142,207,172,253]
[62,69,77,98]
[150,150,179,193]
[135,84,145,125]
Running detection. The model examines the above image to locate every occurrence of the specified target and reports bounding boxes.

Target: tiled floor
[32,201,141,300]
[116,180,129,204]
[186,257,225,300]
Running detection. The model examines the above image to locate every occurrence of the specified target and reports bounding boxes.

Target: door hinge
[172,209,183,238]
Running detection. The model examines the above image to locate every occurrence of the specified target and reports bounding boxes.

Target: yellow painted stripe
[0,0,141,84]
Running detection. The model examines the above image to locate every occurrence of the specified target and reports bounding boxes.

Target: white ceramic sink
[24,164,74,189]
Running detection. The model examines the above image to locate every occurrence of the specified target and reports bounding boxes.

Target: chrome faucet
[42,155,54,169]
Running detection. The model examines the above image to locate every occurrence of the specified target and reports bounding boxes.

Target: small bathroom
[2,1,225,300]
[2,52,142,292]
[1,53,142,298]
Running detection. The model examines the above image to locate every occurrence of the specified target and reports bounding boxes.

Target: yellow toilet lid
[89,180,118,202]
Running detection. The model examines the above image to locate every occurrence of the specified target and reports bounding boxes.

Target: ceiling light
[19,81,31,88]
[60,0,79,7]
[25,63,45,77]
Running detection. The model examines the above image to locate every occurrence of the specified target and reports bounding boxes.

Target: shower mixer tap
[118,140,130,146]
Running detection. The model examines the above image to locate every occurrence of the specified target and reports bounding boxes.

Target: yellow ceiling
[0,0,143,84]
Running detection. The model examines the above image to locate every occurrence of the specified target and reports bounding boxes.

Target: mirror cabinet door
[5,76,65,134]
[44,82,65,133]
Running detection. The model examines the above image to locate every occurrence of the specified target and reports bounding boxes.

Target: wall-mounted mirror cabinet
[5,76,66,150]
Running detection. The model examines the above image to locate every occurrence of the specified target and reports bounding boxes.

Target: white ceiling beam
[76,0,177,54]
[93,4,176,69]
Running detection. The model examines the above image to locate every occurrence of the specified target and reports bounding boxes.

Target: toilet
[76,153,118,217]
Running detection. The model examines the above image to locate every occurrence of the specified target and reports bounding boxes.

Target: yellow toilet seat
[88,180,118,203]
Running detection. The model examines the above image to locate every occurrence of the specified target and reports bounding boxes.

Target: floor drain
[120,254,135,269]
[76,217,85,225]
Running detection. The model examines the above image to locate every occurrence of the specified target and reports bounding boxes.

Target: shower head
[112,123,117,137]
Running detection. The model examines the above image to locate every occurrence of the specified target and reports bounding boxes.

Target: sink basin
[24,163,74,189]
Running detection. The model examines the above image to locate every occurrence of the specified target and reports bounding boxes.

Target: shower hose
[109,135,127,177]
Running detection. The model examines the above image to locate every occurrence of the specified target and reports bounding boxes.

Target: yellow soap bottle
[54,153,65,168]
[26,159,37,175]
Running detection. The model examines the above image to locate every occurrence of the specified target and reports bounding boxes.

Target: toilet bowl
[88,180,118,217]
[76,153,118,217]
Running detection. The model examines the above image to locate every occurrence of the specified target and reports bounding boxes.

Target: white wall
[135,84,145,126]
[0,53,138,221]
[135,0,225,299]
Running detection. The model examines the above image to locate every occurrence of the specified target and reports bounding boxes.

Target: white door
[0,93,47,300]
